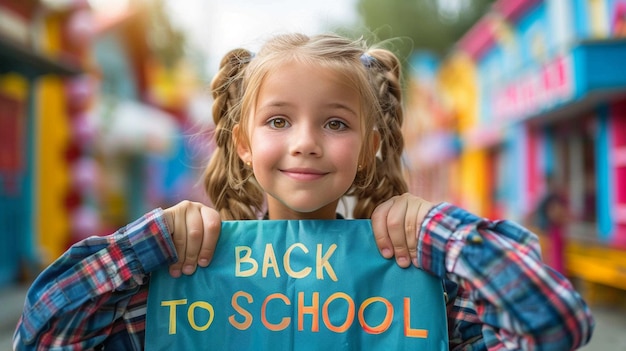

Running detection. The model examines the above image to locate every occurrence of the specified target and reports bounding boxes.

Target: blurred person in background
[532,174,569,275]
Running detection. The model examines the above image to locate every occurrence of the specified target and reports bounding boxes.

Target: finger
[198,206,221,267]
[385,196,411,268]
[371,198,394,259]
[169,202,188,278]
[403,195,421,267]
[181,203,205,275]
[415,199,435,266]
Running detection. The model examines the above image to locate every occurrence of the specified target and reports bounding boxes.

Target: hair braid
[203,49,264,220]
[352,49,408,218]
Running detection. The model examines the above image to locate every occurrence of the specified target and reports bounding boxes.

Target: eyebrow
[326,102,359,117]
[257,101,359,117]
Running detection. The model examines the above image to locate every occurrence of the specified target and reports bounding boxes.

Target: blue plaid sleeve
[418,203,594,350]
[13,208,176,350]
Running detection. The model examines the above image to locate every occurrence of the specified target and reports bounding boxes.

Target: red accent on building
[456,0,543,61]
[456,16,497,61]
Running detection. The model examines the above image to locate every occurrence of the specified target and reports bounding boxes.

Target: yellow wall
[588,0,609,38]
[459,149,488,215]
[35,75,71,264]
[438,53,488,214]
[29,12,74,264]
[438,53,477,134]
[147,58,199,111]
[0,73,28,99]
[41,15,63,57]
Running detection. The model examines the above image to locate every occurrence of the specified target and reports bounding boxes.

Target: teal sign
[146,220,448,350]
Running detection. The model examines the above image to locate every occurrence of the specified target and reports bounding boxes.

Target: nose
[289,123,322,157]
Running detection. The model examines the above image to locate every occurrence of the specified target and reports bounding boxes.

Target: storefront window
[551,118,597,224]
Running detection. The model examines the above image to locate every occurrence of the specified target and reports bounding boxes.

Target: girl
[14,33,593,350]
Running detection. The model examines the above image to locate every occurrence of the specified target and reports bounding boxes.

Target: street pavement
[1,283,625,350]
[580,303,626,350]
[0,283,29,351]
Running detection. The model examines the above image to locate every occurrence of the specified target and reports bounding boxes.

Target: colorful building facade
[0,0,207,288]
[406,0,626,292]
[0,0,90,286]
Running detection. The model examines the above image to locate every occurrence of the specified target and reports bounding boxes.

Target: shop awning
[498,39,626,123]
[466,39,626,149]
[0,34,82,77]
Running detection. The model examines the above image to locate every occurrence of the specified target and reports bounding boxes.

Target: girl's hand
[371,193,434,268]
[162,200,221,278]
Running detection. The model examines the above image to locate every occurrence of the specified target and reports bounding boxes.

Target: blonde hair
[203,33,407,220]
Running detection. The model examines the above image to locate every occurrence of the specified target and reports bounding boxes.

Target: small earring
[246,161,252,167]
[357,164,363,171]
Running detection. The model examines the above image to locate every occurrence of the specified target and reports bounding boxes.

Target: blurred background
[1,0,625,349]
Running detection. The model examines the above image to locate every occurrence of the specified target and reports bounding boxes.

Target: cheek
[335,137,362,168]
[249,132,280,163]
[339,149,359,166]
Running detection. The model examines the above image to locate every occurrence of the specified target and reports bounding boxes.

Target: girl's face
[237,60,368,220]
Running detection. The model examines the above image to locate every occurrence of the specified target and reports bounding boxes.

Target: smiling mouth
[281,169,328,181]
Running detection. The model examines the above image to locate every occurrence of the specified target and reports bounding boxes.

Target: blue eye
[326,120,347,130]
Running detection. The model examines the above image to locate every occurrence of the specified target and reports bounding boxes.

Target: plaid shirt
[13,203,594,350]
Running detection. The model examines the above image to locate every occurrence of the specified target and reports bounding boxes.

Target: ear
[233,124,252,163]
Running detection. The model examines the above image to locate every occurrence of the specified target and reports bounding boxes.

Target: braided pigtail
[352,49,408,218]
[203,49,264,220]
